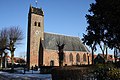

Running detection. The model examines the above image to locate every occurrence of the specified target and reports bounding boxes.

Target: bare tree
[0,26,23,70]
[0,28,8,68]
[56,36,66,67]
[7,26,23,71]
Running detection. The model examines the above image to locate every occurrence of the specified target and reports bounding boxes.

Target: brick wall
[43,49,92,66]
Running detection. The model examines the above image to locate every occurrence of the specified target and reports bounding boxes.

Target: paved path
[0,75,9,80]
[0,71,52,80]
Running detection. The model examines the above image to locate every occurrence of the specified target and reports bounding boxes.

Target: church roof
[43,32,89,52]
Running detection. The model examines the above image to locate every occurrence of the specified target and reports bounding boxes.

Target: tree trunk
[59,52,64,67]
[99,44,104,58]
[5,53,8,69]
[91,43,96,65]
[59,59,62,67]
[91,48,94,65]
[0,54,2,68]
[114,48,117,63]
[11,51,14,71]
[105,47,108,62]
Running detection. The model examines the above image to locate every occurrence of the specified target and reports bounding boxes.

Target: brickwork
[43,49,91,66]
[43,49,59,66]
[29,14,44,67]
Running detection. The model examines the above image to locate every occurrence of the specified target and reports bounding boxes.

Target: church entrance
[50,60,54,66]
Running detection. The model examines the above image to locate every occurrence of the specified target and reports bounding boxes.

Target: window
[76,53,80,62]
[34,21,37,26]
[69,53,73,62]
[83,53,86,62]
[38,22,41,27]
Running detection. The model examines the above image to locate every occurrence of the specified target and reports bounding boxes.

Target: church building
[27,5,91,68]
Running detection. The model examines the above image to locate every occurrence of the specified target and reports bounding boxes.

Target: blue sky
[0,0,113,57]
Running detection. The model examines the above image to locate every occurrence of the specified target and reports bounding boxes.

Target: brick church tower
[26,5,91,68]
[27,5,44,68]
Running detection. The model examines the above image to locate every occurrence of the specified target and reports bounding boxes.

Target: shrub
[51,66,90,80]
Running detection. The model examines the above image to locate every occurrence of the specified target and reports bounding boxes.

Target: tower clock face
[35,30,41,35]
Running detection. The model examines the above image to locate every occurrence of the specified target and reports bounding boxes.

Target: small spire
[35,0,38,8]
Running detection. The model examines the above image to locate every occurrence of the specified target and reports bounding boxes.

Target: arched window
[69,53,73,62]
[83,53,86,61]
[34,21,37,26]
[38,22,40,27]
[76,53,80,62]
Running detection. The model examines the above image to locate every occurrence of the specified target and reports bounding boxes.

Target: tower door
[50,60,54,66]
